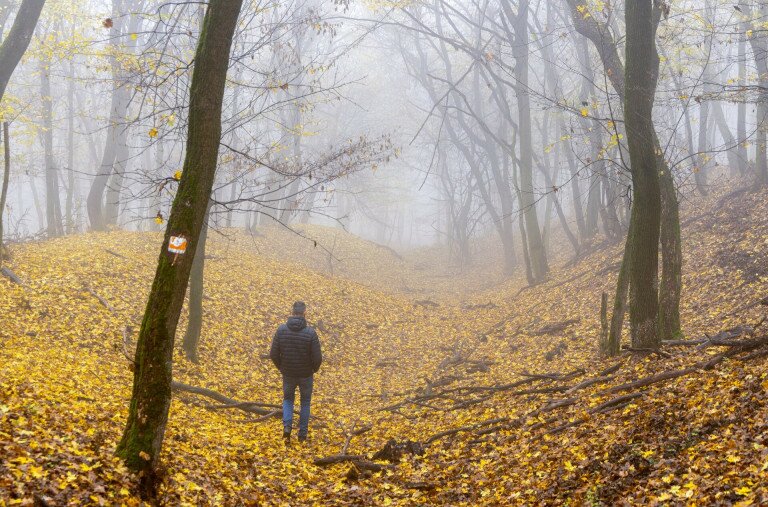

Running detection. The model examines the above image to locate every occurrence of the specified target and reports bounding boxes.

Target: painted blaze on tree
[115,0,244,494]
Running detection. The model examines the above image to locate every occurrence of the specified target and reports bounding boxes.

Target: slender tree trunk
[41,54,63,238]
[711,102,740,178]
[106,141,128,226]
[182,203,210,363]
[743,1,768,187]
[695,72,711,195]
[608,225,631,355]
[507,0,547,282]
[0,123,9,262]
[737,30,749,175]
[87,0,123,231]
[65,53,75,234]
[563,126,587,241]
[115,0,242,496]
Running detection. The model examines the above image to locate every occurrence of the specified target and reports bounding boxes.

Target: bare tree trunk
[65,51,75,234]
[737,29,749,175]
[182,203,210,363]
[625,0,662,349]
[505,0,547,283]
[695,67,711,195]
[743,1,768,187]
[0,123,9,262]
[40,53,63,238]
[115,0,242,496]
[0,0,46,101]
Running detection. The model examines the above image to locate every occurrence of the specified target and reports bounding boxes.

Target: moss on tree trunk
[625,0,662,349]
[115,0,243,496]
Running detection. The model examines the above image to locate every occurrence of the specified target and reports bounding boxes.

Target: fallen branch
[564,375,615,395]
[622,346,673,359]
[105,249,128,260]
[424,417,509,445]
[172,381,278,417]
[83,284,116,314]
[313,454,392,472]
[1,266,22,285]
[606,368,697,394]
[530,319,580,336]
[590,392,643,413]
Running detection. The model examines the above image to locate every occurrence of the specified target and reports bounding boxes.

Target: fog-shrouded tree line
[0,0,767,495]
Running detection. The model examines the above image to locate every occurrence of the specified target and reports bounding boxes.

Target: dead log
[414,299,439,308]
[372,439,424,462]
[313,454,392,472]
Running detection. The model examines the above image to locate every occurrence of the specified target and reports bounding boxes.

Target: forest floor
[1,183,768,506]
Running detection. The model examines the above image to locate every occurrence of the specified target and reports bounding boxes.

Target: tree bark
[0,123,9,263]
[182,203,210,363]
[0,0,46,101]
[625,0,661,349]
[115,0,242,493]
[40,54,63,238]
[65,50,75,234]
[507,0,548,283]
[566,0,681,342]
[742,1,768,187]
[737,29,749,175]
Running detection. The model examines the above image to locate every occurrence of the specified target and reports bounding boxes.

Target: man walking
[270,301,322,443]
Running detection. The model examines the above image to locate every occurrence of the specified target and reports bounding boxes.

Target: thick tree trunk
[567,0,681,344]
[182,203,210,363]
[625,0,662,349]
[115,0,242,494]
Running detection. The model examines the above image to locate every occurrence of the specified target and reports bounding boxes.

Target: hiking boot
[298,435,307,443]
[283,429,291,443]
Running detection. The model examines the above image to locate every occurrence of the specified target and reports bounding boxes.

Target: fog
[0,1,758,259]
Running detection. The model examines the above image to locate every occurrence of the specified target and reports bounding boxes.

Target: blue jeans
[282,375,313,437]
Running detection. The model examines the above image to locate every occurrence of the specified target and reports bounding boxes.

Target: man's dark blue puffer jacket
[270,316,322,378]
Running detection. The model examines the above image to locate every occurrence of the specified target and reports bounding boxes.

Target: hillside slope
[1,185,767,505]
